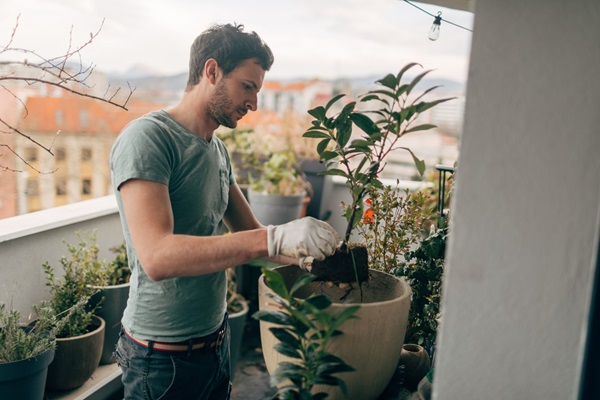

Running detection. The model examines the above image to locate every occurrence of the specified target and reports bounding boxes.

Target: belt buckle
[215,327,225,347]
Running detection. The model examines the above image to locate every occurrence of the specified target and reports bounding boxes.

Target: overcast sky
[1,0,474,82]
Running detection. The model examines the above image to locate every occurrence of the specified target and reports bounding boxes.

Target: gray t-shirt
[110,110,235,342]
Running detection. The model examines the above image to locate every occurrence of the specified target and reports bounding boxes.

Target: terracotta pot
[399,344,431,390]
[46,315,105,392]
[258,265,411,400]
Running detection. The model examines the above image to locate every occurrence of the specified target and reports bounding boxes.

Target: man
[110,23,339,399]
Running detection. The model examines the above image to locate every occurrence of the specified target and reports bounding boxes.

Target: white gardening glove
[267,217,339,262]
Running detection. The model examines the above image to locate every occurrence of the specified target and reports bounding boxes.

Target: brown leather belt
[124,328,225,353]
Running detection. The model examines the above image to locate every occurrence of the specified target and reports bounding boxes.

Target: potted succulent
[248,150,313,226]
[257,63,454,399]
[41,231,106,392]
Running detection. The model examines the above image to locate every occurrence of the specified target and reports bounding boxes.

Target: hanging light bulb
[428,12,442,41]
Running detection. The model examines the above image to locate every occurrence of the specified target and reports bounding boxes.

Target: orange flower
[362,207,374,224]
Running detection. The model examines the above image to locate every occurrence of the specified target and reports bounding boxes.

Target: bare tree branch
[0,14,136,173]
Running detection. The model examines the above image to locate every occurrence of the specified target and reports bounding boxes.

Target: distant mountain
[106,69,465,104]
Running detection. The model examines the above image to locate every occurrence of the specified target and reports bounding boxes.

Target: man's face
[206,58,265,129]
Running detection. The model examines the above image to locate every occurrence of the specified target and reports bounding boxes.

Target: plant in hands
[253,268,359,399]
[302,63,454,281]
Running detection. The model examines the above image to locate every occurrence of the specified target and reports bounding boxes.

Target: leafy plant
[356,183,429,274]
[218,128,266,185]
[303,63,454,249]
[226,268,247,314]
[0,304,55,363]
[41,230,107,338]
[250,151,311,196]
[0,297,91,363]
[396,226,447,350]
[253,268,359,399]
[106,242,131,286]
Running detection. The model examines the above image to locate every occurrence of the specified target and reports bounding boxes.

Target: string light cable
[402,0,473,40]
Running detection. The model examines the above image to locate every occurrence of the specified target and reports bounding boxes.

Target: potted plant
[41,231,106,392]
[257,63,453,399]
[87,238,131,365]
[254,269,359,399]
[0,304,56,399]
[248,150,313,225]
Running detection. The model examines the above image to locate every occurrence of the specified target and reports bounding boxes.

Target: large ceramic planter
[248,189,306,225]
[90,282,130,364]
[46,315,105,392]
[228,300,249,377]
[0,346,55,400]
[258,265,411,400]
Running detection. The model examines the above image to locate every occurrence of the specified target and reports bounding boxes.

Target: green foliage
[0,297,90,363]
[0,304,55,363]
[356,184,429,274]
[303,63,455,246]
[217,128,265,185]
[253,268,359,399]
[41,230,109,338]
[395,226,448,350]
[107,242,131,286]
[226,268,246,314]
[250,151,310,196]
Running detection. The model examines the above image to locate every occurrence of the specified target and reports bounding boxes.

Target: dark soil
[310,244,369,283]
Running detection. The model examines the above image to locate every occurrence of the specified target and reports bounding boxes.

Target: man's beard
[207,80,240,129]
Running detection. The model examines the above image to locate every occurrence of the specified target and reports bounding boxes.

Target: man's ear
[205,59,220,84]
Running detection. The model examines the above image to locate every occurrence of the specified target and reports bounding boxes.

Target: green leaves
[253,268,359,399]
[302,62,455,246]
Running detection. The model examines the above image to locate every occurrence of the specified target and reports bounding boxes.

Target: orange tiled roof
[18,94,165,135]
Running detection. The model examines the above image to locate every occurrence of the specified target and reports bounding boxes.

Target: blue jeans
[114,318,231,400]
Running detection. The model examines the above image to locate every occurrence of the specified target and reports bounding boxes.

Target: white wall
[435,1,600,399]
[0,196,123,317]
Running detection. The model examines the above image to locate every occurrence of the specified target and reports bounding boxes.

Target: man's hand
[267,217,339,261]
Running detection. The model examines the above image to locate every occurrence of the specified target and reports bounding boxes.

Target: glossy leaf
[308,106,326,121]
[350,113,379,135]
[376,73,398,89]
[304,294,332,311]
[405,124,437,133]
[302,130,330,139]
[399,146,426,177]
[325,93,346,111]
[290,274,316,297]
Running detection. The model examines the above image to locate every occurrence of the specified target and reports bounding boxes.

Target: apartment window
[79,111,89,127]
[55,147,66,161]
[25,147,38,162]
[26,179,39,196]
[82,179,92,195]
[55,178,67,196]
[81,148,92,162]
[55,109,64,126]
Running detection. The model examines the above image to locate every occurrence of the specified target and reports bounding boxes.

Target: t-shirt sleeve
[110,118,173,190]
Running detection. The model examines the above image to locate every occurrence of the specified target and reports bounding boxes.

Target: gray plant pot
[90,283,130,364]
[46,315,105,392]
[248,189,305,225]
[0,346,55,400]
